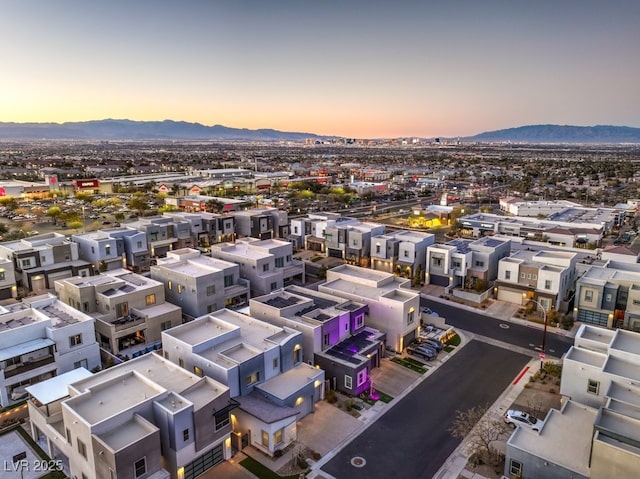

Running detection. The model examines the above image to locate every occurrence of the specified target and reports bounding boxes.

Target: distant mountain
[0,119,330,142]
[466,124,640,144]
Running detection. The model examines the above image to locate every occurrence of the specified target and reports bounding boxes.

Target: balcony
[4,355,55,379]
[112,314,146,332]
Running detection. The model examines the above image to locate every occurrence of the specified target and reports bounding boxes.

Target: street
[320,340,530,479]
[421,298,573,359]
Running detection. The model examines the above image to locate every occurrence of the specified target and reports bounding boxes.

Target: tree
[449,404,510,467]
[46,206,62,225]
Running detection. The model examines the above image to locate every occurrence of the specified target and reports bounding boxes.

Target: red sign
[73,179,100,189]
[158,184,168,192]
[0,187,5,197]
[539,352,545,360]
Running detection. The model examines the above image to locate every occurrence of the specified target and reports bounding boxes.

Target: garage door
[498,289,524,305]
[183,443,224,479]
[429,274,449,287]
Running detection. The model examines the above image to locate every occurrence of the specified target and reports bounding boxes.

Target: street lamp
[81,206,86,233]
[524,294,548,370]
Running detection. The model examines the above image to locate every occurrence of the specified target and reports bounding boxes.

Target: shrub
[549,388,556,394]
[325,390,338,404]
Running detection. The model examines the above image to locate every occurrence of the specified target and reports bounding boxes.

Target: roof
[25,367,93,404]
[237,392,298,424]
[0,337,55,361]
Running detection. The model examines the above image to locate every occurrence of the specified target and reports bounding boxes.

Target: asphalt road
[421,298,573,359]
[321,340,530,479]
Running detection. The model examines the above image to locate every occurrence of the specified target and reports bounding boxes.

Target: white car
[504,410,545,431]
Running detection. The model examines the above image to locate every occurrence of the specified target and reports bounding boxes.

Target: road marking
[513,366,530,385]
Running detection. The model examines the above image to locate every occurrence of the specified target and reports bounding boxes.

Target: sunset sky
[1,0,639,138]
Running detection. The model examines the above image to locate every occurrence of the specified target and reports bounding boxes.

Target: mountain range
[0,119,639,143]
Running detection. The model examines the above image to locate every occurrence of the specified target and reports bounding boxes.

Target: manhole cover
[499,323,510,329]
[351,456,367,468]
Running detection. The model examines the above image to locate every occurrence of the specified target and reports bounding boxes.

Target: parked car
[416,337,443,352]
[406,345,436,361]
[504,410,545,431]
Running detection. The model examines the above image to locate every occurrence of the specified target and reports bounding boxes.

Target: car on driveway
[504,410,545,431]
[406,345,436,361]
[415,337,443,352]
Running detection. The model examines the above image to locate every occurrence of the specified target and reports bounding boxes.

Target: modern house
[318,264,420,352]
[505,324,640,479]
[161,308,324,457]
[496,249,577,313]
[0,232,93,294]
[150,248,249,321]
[211,238,304,296]
[250,285,385,396]
[26,353,234,479]
[324,220,385,266]
[288,213,357,252]
[573,261,640,330]
[97,226,151,273]
[232,208,289,240]
[0,257,17,300]
[370,230,435,282]
[162,211,236,250]
[54,269,182,358]
[0,293,100,407]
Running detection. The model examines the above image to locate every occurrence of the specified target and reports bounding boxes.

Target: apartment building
[98,226,150,273]
[26,353,233,479]
[125,216,189,259]
[250,285,385,396]
[0,257,17,300]
[232,208,288,240]
[0,293,100,407]
[505,325,640,479]
[150,248,249,320]
[161,308,324,457]
[496,249,577,312]
[426,237,510,289]
[324,221,385,266]
[0,232,93,294]
[211,238,304,296]
[54,268,182,357]
[370,230,435,282]
[574,261,640,330]
[318,264,420,352]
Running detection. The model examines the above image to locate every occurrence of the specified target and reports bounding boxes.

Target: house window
[355,313,365,328]
[403,250,409,257]
[520,272,525,279]
[275,257,284,268]
[344,375,353,389]
[605,293,612,302]
[407,309,415,325]
[357,369,367,386]
[246,372,260,385]
[137,241,142,248]
[293,347,301,363]
[584,290,593,302]
[544,280,552,290]
[323,333,329,347]
[178,358,184,368]
[77,439,87,458]
[532,274,537,280]
[105,245,111,255]
[183,429,190,441]
[177,284,183,294]
[526,273,532,279]
[261,430,269,447]
[214,410,230,430]
[376,244,381,253]
[475,261,484,268]
[273,357,279,369]
[207,285,216,296]
[509,460,522,477]
[271,282,278,291]
[193,366,203,377]
[168,280,172,290]
[432,257,442,267]
[69,334,83,347]
[145,293,156,305]
[161,320,172,331]
[224,275,234,287]
[587,379,600,395]
[66,428,71,444]
[263,263,270,272]
[0,271,4,281]
[21,258,32,268]
[273,428,284,446]
[134,458,146,478]
[91,247,95,254]
[74,359,88,369]
[505,270,511,280]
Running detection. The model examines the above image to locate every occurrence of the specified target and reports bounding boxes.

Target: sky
[1,0,639,138]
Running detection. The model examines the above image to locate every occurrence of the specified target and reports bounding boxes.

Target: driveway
[318,340,530,479]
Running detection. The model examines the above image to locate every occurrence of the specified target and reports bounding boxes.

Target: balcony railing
[4,356,55,378]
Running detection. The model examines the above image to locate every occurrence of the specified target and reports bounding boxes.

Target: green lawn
[391,356,428,374]
[240,456,300,479]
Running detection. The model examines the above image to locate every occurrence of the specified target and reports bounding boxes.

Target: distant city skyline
[2,0,639,138]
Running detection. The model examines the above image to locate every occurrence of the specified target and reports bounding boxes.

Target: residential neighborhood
[1,141,640,479]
